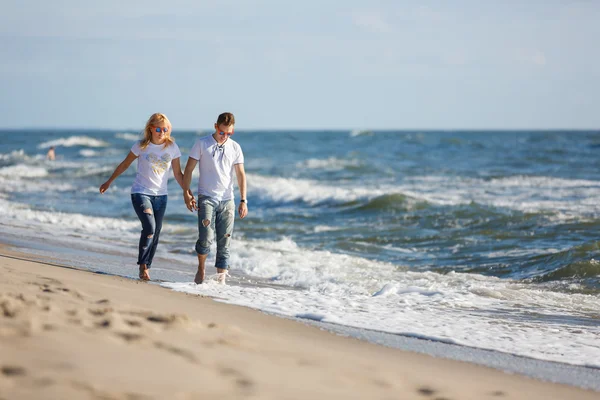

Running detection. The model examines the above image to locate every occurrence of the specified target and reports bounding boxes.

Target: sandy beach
[0,247,597,400]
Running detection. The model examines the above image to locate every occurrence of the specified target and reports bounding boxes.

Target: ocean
[1,129,599,370]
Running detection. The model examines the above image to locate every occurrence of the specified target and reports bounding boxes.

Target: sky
[1,0,599,130]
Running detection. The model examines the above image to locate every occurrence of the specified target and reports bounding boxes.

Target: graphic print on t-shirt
[146,153,172,174]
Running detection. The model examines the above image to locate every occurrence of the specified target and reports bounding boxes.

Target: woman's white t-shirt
[130,141,181,196]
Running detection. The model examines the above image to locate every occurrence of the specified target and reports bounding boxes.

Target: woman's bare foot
[195,254,208,284]
[139,265,150,281]
[194,266,205,284]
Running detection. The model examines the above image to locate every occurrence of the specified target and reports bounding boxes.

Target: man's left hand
[238,202,248,219]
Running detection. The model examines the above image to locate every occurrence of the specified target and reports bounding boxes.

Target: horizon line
[0,127,598,132]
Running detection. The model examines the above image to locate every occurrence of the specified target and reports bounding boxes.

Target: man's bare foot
[139,265,150,281]
[194,267,205,284]
[217,268,228,284]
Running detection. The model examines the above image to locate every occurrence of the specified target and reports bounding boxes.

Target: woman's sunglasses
[155,127,169,133]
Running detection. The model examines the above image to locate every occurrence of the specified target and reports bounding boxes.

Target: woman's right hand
[99,181,111,194]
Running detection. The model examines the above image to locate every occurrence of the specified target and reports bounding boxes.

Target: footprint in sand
[115,332,144,342]
[416,386,456,400]
[33,278,84,300]
[124,319,143,327]
[371,378,392,388]
[120,310,190,329]
[417,386,448,400]
[42,323,55,331]
[36,277,62,286]
[1,366,27,377]
[153,341,198,363]
[0,298,19,318]
[88,307,113,317]
[95,319,111,328]
[218,367,255,393]
[0,293,37,318]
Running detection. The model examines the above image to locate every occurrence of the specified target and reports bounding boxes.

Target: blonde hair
[140,113,175,150]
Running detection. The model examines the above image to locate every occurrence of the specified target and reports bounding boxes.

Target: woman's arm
[171,157,184,189]
[99,151,138,194]
[182,157,198,211]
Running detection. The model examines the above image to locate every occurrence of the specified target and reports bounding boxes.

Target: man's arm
[234,163,247,219]
[182,157,198,212]
[171,158,184,189]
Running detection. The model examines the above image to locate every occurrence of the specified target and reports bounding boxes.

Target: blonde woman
[100,113,184,280]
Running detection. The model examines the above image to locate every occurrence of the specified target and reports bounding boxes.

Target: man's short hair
[217,112,235,126]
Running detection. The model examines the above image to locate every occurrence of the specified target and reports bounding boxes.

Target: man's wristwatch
[240,199,247,205]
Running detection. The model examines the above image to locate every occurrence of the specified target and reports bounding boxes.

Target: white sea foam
[313,225,341,233]
[72,165,115,178]
[38,136,109,149]
[296,157,362,171]
[0,196,194,257]
[0,175,75,193]
[81,185,131,194]
[0,158,109,193]
[349,129,374,137]
[0,198,139,239]
[0,149,29,162]
[79,149,97,157]
[163,236,600,367]
[249,172,600,218]
[247,173,387,204]
[485,248,562,258]
[115,132,140,141]
[398,175,600,219]
[0,164,48,178]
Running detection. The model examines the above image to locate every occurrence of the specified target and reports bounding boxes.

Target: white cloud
[443,50,469,66]
[411,5,451,24]
[351,11,394,34]
[514,48,547,67]
[532,51,547,66]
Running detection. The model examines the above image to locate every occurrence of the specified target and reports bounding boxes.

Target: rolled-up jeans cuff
[195,243,210,255]
[215,262,229,270]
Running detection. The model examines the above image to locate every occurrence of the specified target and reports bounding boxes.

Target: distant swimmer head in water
[46,146,56,161]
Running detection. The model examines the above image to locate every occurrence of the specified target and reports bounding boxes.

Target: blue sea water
[1,129,599,368]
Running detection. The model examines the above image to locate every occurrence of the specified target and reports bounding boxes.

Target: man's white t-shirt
[130,141,181,196]
[189,135,244,201]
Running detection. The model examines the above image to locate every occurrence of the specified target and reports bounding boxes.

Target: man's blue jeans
[195,195,235,270]
[131,193,167,267]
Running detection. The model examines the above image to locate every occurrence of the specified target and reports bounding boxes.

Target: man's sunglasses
[155,127,169,133]
[219,130,234,136]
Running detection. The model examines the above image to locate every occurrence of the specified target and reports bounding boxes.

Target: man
[46,146,56,161]
[182,112,248,284]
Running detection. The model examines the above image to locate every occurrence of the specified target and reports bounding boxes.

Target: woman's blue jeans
[131,193,167,267]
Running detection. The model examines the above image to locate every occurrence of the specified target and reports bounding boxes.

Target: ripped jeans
[195,195,235,270]
[131,193,167,268]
